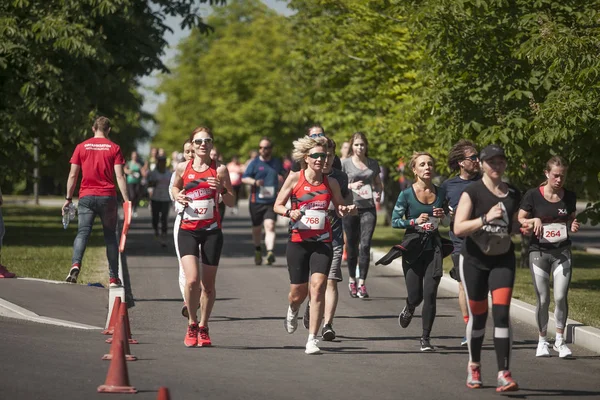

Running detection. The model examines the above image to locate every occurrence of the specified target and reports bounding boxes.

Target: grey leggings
[343,208,376,280]
[529,248,572,333]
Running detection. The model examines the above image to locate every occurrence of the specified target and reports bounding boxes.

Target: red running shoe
[466,364,482,389]
[348,282,358,298]
[0,264,15,278]
[184,323,199,347]
[198,326,212,347]
[109,277,122,288]
[496,370,518,392]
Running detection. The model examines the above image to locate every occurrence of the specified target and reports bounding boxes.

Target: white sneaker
[305,338,321,355]
[553,340,572,358]
[284,306,299,334]
[536,341,551,357]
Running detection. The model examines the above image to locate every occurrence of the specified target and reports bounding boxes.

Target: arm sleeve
[391,190,413,229]
[114,147,125,165]
[69,145,81,165]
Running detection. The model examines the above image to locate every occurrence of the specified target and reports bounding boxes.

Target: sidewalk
[371,247,600,355]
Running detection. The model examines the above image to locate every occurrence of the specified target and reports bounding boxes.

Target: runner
[242,137,285,265]
[171,126,234,347]
[301,138,353,340]
[169,140,196,318]
[441,140,481,346]
[226,155,244,215]
[63,116,130,286]
[148,156,172,247]
[518,156,580,358]
[274,136,354,354]
[124,151,143,218]
[392,152,449,352]
[453,144,529,392]
[341,132,383,298]
[340,141,350,159]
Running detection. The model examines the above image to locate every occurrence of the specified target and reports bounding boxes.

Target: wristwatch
[65,197,72,201]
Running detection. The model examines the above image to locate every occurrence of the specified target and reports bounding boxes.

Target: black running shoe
[65,266,80,284]
[398,305,414,328]
[420,337,435,352]
[303,302,310,330]
[322,324,336,341]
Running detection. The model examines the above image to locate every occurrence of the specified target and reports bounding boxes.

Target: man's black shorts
[249,202,277,227]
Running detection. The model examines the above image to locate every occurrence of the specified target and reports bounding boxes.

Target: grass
[1,204,108,286]
[372,216,600,329]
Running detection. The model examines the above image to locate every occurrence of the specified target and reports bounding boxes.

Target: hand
[520,222,533,236]
[176,191,191,206]
[416,213,429,225]
[374,191,381,203]
[351,181,363,190]
[485,204,503,223]
[255,179,264,187]
[207,177,223,193]
[571,218,580,233]
[531,217,543,238]
[289,209,303,221]
[61,200,72,215]
[432,207,444,218]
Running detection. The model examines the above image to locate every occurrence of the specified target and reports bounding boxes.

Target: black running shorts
[286,241,333,284]
[249,202,277,227]
[177,228,223,266]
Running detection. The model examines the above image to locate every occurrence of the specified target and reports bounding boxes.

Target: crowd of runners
[60,117,583,393]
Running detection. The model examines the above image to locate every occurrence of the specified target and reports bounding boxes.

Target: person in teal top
[391,152,450,352]
[124,151,143,215]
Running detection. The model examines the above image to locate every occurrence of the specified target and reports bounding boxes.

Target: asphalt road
[1,205,599,400]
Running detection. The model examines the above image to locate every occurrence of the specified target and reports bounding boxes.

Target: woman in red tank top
[171,126,235,348]
[274,136,355,355]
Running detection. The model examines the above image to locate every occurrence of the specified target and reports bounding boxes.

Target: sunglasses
[464,155,479,161]
[259,146,272,150]
[308,152,327,160]
[309,133,325,138]
[193,138,213,145]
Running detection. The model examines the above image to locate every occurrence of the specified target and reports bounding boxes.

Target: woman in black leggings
[454,145,530,392]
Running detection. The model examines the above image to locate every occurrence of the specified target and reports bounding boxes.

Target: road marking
[0,298,102,330]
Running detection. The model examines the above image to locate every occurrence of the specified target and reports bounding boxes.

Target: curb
[0,298,102,330]
[372,248,600,355]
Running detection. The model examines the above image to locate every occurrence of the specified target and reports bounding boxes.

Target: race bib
[353,184,373,199]
[296,210,327,230]
[417,217,439,232]
[540,222,567,244]
[258,185,275,199]
[183,199,215,221]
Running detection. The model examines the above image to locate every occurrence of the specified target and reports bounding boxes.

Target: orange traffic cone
[106,302,138,344]
[97,340,137,393]
[157,387,171,400]
[102,297,122,335]
[103,315,137,361]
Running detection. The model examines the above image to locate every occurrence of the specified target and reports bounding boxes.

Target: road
[0,205,599,399]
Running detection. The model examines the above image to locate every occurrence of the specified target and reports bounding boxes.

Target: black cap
[480,144,506,161]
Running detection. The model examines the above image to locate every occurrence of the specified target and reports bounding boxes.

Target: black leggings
[127,183,141,211]
[151,200,170,235]
[460,253,515,371]
[343,207,376,280]
[402,250,441,338]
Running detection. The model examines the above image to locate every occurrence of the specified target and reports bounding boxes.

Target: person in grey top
[341,132,383,298]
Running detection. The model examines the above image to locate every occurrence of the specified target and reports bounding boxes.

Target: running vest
[180,160,221,231]
[289,170,332,243]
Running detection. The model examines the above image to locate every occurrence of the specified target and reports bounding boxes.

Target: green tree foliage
[154,0,303,160]
[0,0,224,193]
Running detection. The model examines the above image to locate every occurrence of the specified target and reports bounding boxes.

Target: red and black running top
[289,170,332,243]
[180,160,221,231]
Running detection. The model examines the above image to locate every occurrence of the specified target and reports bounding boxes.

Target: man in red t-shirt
[63,116,129,286]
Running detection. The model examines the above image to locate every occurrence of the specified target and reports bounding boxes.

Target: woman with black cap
[453,144,530,392]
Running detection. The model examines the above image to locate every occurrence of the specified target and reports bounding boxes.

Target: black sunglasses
[464,155,479,161]
[193,138,213,145]
[308,152,327,160]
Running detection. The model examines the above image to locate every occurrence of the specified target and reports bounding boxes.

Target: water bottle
[62,203,76,229]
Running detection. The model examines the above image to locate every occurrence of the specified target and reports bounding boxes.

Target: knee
[289,290,307,304]
[185,276,200,288]
[359,243,371,254]
[554,293,566,306]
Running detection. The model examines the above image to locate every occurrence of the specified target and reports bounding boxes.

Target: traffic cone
[103,315,137,361]
[157,387,171,400]
[97,340,137,393]
[102,297,121,335]
[106,302,138,344]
